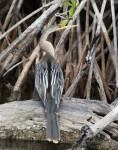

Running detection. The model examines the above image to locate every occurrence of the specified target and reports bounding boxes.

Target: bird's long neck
[39,25,59,58]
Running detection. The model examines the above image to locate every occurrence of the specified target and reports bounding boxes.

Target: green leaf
[71,0,77,6]
[61,2,73,6]
[69,6,75,19]
[59,19,68,27]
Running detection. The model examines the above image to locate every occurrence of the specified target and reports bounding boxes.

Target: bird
[35,25,76,143]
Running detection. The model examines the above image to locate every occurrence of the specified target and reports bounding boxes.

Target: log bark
[0,97,118,149]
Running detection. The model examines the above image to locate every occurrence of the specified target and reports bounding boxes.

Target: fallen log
[0,97,118,149]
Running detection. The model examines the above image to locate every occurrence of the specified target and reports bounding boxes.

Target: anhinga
[35,25,75,143]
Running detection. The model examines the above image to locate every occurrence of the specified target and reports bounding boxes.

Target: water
[0,139,71,150]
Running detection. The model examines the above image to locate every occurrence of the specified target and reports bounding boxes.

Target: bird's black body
[35,54,64,142]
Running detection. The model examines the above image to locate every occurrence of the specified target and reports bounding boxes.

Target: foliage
[60,0,80,26]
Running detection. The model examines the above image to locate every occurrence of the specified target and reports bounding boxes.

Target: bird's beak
[59,25,78,30]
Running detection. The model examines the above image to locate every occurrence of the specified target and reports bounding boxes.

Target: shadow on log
[0,97,118,150]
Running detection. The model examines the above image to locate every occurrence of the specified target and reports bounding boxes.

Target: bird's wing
[35,62,48,106]
[51,61,64,108]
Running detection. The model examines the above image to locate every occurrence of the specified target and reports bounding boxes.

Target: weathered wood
[0,97,118,149]
[69,102,118,150]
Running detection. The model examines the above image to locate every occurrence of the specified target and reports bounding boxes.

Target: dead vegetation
[0,0,118,104]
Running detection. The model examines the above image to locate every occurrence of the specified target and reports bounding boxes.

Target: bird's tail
[46,113,59,143]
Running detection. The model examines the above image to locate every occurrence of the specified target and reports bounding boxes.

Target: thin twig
[64,69,85,97]
[110,0,118,87]
[13,44,40,91]
[90,0,115,66]
[76,15,82,62]
[0,1,53,41]
[101,32,105,79]
[94,63,107,102]
[3,58,29,77]
[85,0,90,45]
[55,0,88,59]
[3,0,18,29]
[95,60,112,102]
[86,35,100,99]
[0,0,64,64]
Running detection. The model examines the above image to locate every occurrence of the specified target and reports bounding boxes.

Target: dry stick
[90,0,115,66]
[85,0,90,46]
[64,45,88,97]
[92,15,97,40]
[85,0,107,98]
[71,28,76,63]
[8,0,24,28]
[0,1,53,41]
[110,0,118,87]
[76,15,82,62]
[6,17,58,72]
[55,0,88,59]
[65,29,73,91]
[0,21,10,46]
[2,0,23,53]
[72,28,78,76]
[78,0,106,88]
[90,104,118,136]
[106,56,115,85]
[0,0,63,63]
[0,53,14,76]
[64,63,72,91]
[0,3,64,77]
[112,98,118,106]
[67,20,111,98]
[107,63,115,83]
[3,58,29,77]
[101,32,105,80]
[70,102,118,150]
[96,0,108,34]
[81,24,92,40]
[62,22,92,70]
[96,24,114,61]
[106,54,114,82]
[106,57,114,82]
[13,45,40,91]
[105,55,112,81]
[70,47,87,97]
[64,68,85,97]
[94,66,107,102]
[114,86,118,99]
[94,63,107,102]
[0,30,32,77]
[62,20,92,67]
[84,0,92,99]
[3,0,18,29]
[17,25,27,68]
[86,35,100,99]
[42,0,46,12]
[0,2,10,20]
[86,50,96,99]
[61,40,77,69]
[84,7,113,25]
[0,22,15,77]
[95,60,112,101]
[72,44,88,83]
[96,47,108,62]
[18,13,29,29]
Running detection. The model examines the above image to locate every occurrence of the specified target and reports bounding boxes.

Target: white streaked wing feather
[35,62,48,106]
[51,62,64,108]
